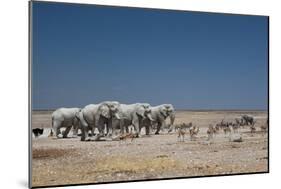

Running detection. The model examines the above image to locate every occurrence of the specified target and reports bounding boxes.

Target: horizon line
[32,108,268,112]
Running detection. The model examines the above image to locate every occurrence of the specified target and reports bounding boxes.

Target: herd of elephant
[51,101,175,141]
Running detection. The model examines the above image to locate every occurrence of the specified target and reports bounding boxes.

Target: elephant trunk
[146,113,154,121]
[113,112,121,120]
[169,112,175,125]
[167,112,175,133]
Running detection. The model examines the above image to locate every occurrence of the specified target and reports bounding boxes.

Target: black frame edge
[28,1,33,188]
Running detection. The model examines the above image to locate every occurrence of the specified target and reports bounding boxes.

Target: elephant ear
[75,111,82,121]
[169,105,174,112]
[99,104,110,119]
[160,106,168,117]
[136,105,145,118]
[164,104,170,109]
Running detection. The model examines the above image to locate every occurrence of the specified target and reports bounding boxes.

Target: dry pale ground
[31,110,268,187]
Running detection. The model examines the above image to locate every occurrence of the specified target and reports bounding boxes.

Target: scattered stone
[201,141,213,145]
[156,155,169,158]
[229,134,243,142]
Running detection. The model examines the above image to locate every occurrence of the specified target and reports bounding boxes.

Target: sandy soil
[31,110,268,187]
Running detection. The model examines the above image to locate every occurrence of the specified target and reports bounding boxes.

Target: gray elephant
[142,104,175,135]
[76,101,120,141]
[51,107,81,138]
[241,115,254,125]
[117,103,154,137]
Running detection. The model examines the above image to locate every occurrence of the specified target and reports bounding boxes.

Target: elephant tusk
[147,114,154,121]
[114,113,121,120]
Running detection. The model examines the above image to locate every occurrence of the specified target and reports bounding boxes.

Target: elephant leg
[120,120,125,134]
[155,122,160,135]
[53,121,62,138]
[132,117,140,137]
[145,125,150,135]
[72,125,79,137]
[120,119,129,134]
[63,126,71,138]
[97,124,105,136]
[120,127,124,135]
[55,127,61,138]
[156,119,166,135]
[125,125,129,133]
[76,112,91,141]
[105,123,109,136]
[150,124,155,133]
[81,126,91,141]
[86,127,91,140]
[98,126,105,136]
[80,124,90,141]
[80,126,86,141]
[168,124,174,133]
[96,124,102,135]
[111,121,117,137]
[91,127,96,136]
[72,121,80,137]
[97,119,106,136]
[120,123,125,135]
[139,120,144,134]
[106,120,113,137]
[138,125,142,135]
[56,128,62,137]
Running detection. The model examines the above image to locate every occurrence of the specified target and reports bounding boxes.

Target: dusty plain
[31,110,268,187]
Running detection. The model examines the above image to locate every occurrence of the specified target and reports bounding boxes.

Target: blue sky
[32,2,268,110]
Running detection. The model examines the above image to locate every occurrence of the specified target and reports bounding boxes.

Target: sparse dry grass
[32,154,183,187]
[95,155,181,174]
[33,148,75,159]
